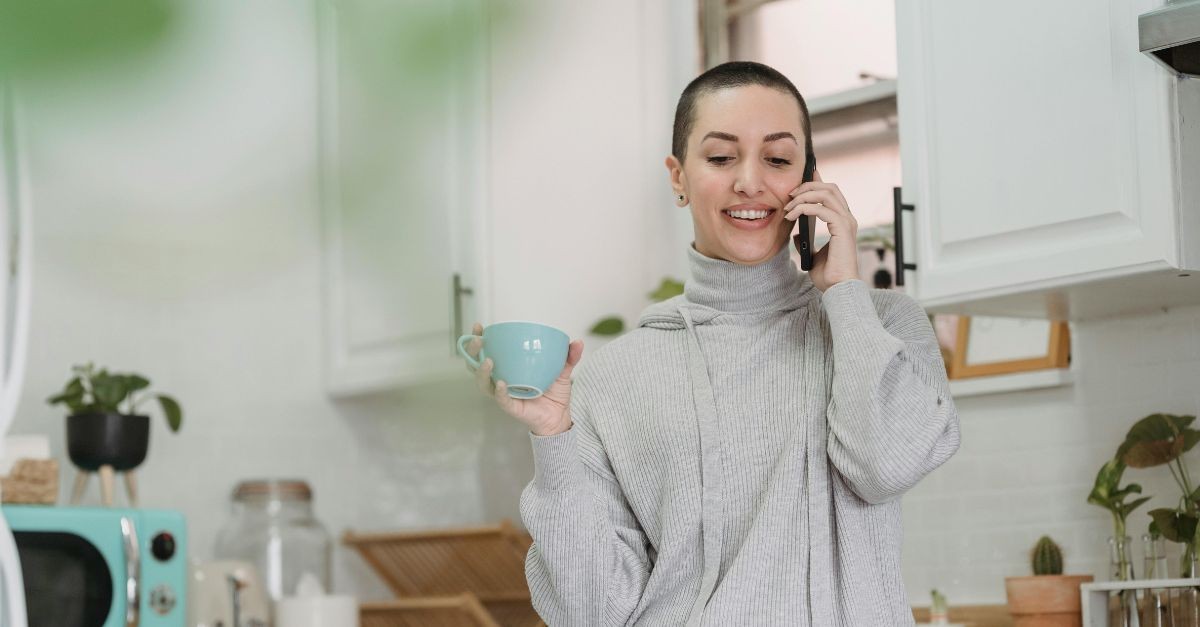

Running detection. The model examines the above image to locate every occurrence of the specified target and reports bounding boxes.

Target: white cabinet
[895,0,1200,320]
[319,0,685,397]
[318,0,488,397]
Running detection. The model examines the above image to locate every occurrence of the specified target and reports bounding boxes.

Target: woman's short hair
[671,61,814,178]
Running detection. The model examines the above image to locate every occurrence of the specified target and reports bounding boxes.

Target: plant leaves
[157,395,182,432]
[1089,459,1126,505]
[46,376,84,406]
[1149,509,1200,544]
[90,370,125,411]
[125,374,150,392]
[647,278,684,302]
[1151,508,1184,542]
[589,317,624,336]
[1120,496,1152,519]
[1118,414,1189,468]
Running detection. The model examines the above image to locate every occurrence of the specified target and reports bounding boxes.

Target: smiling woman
[487,60,961,627]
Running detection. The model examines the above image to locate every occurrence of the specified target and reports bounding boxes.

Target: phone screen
[792,156,816,270]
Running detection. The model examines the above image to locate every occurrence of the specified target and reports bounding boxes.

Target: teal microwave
[2,505,187,627]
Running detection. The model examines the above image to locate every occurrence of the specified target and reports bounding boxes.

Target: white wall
[902,305,1200,605]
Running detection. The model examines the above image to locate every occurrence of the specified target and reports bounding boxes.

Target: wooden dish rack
[345,519,546,627]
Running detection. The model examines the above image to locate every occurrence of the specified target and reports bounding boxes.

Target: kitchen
[1,0,1199,626]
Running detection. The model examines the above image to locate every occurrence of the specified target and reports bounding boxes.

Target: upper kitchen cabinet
[895,0,1200,320]
[319,0,682,397]
[319,0,488,397]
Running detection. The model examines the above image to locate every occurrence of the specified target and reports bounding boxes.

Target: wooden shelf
[949,368,1074,398]
[806,79,897,116]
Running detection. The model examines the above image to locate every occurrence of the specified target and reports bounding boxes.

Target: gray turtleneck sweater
[519,243,960,626]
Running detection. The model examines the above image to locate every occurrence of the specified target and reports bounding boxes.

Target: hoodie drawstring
[679,304,728,627]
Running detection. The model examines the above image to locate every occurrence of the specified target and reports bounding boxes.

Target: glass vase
[1110,536,1141,627]
[1178,546,1200,627]
[1141,534,1170,627]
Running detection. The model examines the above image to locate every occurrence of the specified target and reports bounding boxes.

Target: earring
[677,194,685,202]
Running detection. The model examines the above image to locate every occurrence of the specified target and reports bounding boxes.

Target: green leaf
[647,278,685,302]
[1150,508,1184,542]
[90,371,125,411]
[1118,413,1188,468]
[589,317,625,336]
[157,395,182,433]
[1183,425,1200,454]
[1089,459,1125,504]
[125,374,150,392]
[1120,496,1152,518]
[46,376,84,406]
[1112,483,1144,501]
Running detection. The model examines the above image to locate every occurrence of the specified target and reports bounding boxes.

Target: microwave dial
[152,531,176,561]
[149,584,177,615]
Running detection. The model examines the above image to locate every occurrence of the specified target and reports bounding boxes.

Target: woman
[463,61,960,626]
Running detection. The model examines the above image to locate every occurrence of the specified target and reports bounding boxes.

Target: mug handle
[457,334,483,369]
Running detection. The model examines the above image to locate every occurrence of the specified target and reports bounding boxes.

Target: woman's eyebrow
[701,131,798,144]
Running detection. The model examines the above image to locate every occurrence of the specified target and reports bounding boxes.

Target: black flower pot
[66,412,150,472]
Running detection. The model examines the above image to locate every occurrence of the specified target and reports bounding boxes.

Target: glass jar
[214,479,332,601]
[1108,536,1139,627]
[1141,534,1169,627]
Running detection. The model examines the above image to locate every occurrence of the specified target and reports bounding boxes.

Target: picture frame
[947,316,1071,379]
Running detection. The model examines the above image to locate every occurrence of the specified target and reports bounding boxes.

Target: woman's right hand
[463,321,585,436]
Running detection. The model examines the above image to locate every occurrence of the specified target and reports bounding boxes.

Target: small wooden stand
[71,465,137,507]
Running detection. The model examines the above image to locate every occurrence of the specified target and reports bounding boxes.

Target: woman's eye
[706,156,732,164]
[767,157,792,166]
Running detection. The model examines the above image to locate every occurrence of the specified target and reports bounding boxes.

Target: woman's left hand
[784,169,859,292]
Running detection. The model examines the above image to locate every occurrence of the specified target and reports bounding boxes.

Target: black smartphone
[792,155,817,270]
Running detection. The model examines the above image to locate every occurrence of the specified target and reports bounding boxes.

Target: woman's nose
[733,160,766,196]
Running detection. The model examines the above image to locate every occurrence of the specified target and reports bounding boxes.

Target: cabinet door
[896,0,1178,311]
[319,0,486,397]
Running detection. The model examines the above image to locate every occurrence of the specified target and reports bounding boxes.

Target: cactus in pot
[1004,536,1093,627]
[1032,536,1064,576]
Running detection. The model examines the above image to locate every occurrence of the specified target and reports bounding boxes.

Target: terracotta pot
[1005,574,1094,627]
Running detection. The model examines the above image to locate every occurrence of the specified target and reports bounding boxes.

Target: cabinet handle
[451,273,474,356]
[893,186,917,287]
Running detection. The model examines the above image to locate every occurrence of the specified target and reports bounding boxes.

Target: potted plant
[1005,536,1093,627]
[46,363,182,503]
[1115,412,1200,577]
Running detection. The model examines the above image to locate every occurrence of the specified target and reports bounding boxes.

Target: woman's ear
[665,155,687,205]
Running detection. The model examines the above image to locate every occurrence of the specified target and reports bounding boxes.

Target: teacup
[457,321,569,399]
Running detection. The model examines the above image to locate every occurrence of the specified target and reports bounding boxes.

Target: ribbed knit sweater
[519,242,961,626]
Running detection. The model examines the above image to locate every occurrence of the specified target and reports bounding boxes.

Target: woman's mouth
[721,208,777,230]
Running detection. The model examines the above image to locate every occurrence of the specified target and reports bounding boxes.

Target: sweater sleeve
[819,278,961,505]
[519,387,653,626]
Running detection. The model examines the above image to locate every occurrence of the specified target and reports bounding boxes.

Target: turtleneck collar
[683,241,815,313]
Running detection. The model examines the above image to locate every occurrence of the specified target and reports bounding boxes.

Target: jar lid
[232,479,312,502]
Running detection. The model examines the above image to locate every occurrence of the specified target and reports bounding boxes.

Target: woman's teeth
[725,209,772,220]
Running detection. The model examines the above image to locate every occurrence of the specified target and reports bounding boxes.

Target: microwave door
[0,515,29,627]
[0,81,34,627]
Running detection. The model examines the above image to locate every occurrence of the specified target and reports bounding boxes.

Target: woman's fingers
[493,379,524,420]
[785,202,840,225]
[476,357,495,395]
[563,340,584,374]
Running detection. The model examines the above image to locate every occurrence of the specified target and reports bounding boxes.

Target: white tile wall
[903,303,1200,606]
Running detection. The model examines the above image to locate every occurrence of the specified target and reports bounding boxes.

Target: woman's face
[665,84,808,266]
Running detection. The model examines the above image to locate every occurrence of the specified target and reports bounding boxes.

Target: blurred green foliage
[0,0,175,80]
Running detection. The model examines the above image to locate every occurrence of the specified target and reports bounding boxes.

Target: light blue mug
[457,321,570,399]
